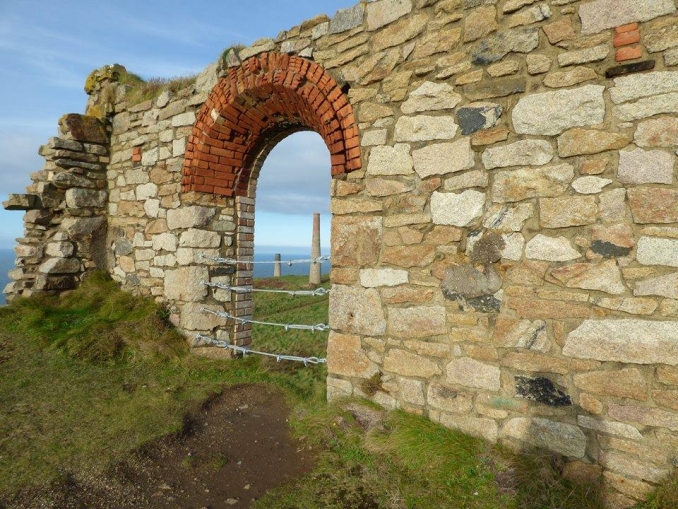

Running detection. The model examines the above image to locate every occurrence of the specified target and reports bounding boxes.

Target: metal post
[309,212,321,285]
[273,253,281,278]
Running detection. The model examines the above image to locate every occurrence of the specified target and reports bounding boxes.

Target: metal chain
[202,280,330,297]
[195,334,327,365]
[201,254,331,266]
[201,307,330,332]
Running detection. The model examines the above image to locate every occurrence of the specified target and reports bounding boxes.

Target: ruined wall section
[103,64,239,350]
[3,115,110,297]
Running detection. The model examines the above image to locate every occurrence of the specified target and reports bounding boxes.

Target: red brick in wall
[181,53,361,197]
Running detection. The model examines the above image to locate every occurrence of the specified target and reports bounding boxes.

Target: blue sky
[0,0,355,252]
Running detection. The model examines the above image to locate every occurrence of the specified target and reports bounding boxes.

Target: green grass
[0,272,671,508]
[117,71,197,105]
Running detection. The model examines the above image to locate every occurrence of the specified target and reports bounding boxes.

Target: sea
[0,248,330,306]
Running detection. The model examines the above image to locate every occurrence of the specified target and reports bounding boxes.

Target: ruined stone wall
[5,0,678,504]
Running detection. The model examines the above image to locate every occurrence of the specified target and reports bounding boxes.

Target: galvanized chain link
[201,280,330,297]
[200,253,331,266]
[201,307,330,332]
[195,334,327,365]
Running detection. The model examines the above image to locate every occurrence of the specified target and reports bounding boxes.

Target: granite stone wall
[4,1,678,504]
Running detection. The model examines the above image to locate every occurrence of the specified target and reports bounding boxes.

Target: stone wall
[5,0,678,505]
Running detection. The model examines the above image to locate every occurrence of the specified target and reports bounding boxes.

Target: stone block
[457,103,502,135]
[502,417,587,458]
[492,163,574,203]
[618,147,674,185]
[45,242,74,258]
[394,115,458,142]
[564,319,678,365]
[635,117,678,147]
[600,450,670,484]
[464,5,498,43]
[628,187,678,224]
[360,268,408,287]
[442,264,502,299]
[493,317,549,352]
[327,332,379,378]
[539,196,598,228]
[577,416,643,440]
[543,16,575,44]
[526,54,552,74]
[329,285,386,336]
[367,144,413,176]
[151,233,178,252]
[413,138,475,178]
[637,237,678,267]
[524,234,581,262]
[482,139,553,169]
[401,81,462,113]
[371,12,427,51]
[366,0,412,30]
[180,303,227,332]
[557,128,631,157]
[501,351,573,373]
[3,194,39,210]
[439,413,498,443]
[398,377,425,405]
[463,77,526,100]
[388,306,447,338]
[634,272,678,299]
[384,349,442,378]
[512,85,605,136]
[58,114,108,144]
[427,383,474,413]
[431,190,485,227]
[330,3,365,33]
[172,111,196,127]
[446,357,501,391]
[579,0,676,35]
[610,70,678,104]
[471,27,540,65]
[331,216,382,267]
[166,206,216,230]
[164,266,209,302]
[557,45,609,67]
[65,189,107,208]
[179,229,221,248]
[574,367,647,400]
[572,177,612,195]
[38,258,81,274]
[614,92,678,121]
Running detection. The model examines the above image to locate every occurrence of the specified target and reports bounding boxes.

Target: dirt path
[8,385,314,509]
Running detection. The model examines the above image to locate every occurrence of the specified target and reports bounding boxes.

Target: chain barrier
[201,280,330,297]
[195,334,327,365]
[201,307,330,332]
[200,254,330,266]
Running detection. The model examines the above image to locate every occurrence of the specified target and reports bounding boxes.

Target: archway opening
[248,130,332,360]
[182,53,361,350]
[253,130,331,275]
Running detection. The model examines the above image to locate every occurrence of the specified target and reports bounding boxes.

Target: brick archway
[181,52,361,197]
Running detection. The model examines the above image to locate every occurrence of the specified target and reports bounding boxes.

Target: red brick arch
[181,52,361,197]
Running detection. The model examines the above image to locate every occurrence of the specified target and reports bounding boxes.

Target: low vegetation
[0,272,674,507]
[118,70,197,105]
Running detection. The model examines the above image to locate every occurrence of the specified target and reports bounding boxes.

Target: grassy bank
[0,273,673,507]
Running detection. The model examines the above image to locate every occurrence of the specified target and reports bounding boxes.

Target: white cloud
[256,131,331,215]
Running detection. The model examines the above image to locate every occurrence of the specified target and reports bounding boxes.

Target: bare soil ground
[4,385,314,509]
